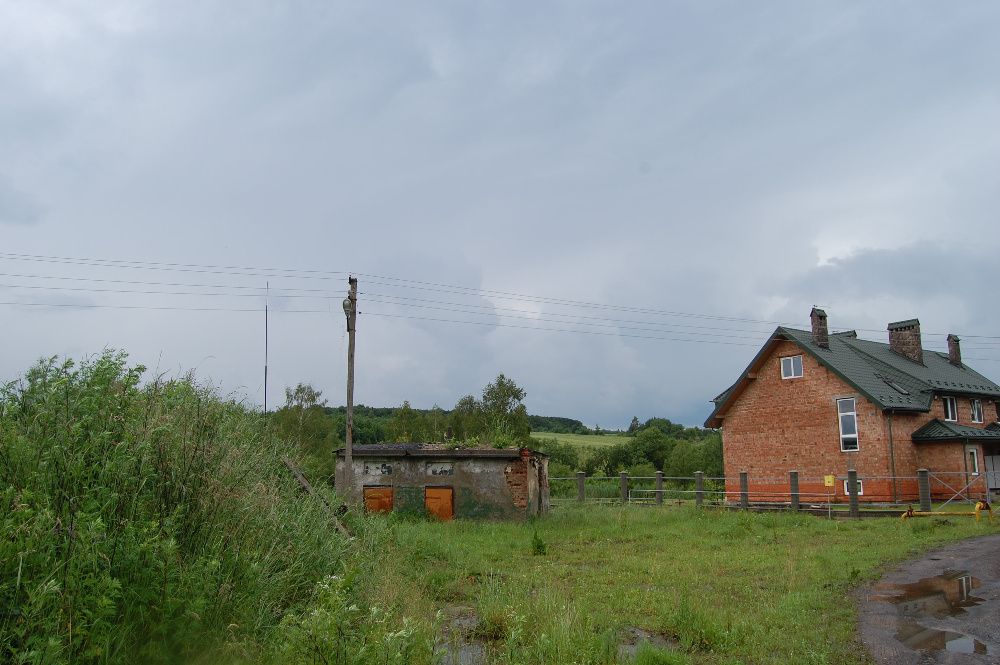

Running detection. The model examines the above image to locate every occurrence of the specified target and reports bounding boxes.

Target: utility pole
[343,276,358,489]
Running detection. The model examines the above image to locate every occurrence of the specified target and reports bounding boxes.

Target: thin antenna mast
[264,281,269,413]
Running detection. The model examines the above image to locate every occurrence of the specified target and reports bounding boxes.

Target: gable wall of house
[721,340,895,501]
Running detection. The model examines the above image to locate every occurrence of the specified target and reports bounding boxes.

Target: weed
[531,530,547,556]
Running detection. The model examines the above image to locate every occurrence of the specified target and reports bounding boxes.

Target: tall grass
[0,352,375,663]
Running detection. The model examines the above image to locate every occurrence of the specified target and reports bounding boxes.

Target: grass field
[531,431,630,450]
[367,504,998,664]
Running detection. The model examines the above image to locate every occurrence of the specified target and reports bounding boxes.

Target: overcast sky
[3,1,1000,428]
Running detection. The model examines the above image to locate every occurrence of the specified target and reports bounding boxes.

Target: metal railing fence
[550,467,991,518]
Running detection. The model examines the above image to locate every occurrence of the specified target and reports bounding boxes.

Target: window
[968,449,979,475]
[842,479,864,496]
[943,396,958,422]
[838,398,859,451]
[781,355,803,379]
[971,399,984,423]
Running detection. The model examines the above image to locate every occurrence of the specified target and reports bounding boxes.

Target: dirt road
[858,533,1000,664]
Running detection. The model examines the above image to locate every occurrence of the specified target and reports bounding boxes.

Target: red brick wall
[916,442,988,500]
[719,340,993,503]
[504,459,529,509]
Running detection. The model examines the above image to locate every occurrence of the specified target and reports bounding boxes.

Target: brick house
[705,309,1000,503]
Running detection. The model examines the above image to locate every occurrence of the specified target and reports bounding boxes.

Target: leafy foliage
[565,418,722,477]
[0,353,358,664]
[268,383,340,481]
[385,373,531,448]
[526,415,589,434]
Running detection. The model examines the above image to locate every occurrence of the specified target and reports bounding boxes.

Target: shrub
[0,353,347,664]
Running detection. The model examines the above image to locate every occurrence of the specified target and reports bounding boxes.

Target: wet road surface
[858,534,1000,664]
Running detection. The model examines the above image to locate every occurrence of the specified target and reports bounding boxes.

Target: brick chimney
[810,307,829,348]
[888,319,923,364]
[947,334,962,366]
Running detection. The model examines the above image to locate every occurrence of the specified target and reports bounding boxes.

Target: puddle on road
[896,621,990,655]
[871,569,993,656]
[872,569,983,617]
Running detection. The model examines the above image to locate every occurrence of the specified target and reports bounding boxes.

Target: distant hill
[526,415,590,434]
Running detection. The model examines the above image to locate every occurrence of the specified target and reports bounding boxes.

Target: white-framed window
[843,479,864,496]
[968,448,979,475]
[971,399,983,423]
[781,355,803,379]
[838,398,859,452]
[943,396,958,422]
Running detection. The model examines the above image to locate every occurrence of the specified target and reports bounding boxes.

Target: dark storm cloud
[788,243,1000,303]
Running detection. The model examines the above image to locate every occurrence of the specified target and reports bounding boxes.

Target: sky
[3,1,1000,428]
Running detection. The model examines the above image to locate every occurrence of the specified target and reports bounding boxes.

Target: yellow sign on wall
[824,475,835,487]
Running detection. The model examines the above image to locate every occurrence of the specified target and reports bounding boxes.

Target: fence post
[620,472,629,503]
[576,471,586,502]
[789,471,799,511]
[655,471,664,505]
[918,469,931,512]
[739,471,749,509]
[695,471,704,507]
[848,469,859,518]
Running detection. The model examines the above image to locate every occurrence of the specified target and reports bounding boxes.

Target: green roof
[911,419,1000,442]
[705,326,1000,428]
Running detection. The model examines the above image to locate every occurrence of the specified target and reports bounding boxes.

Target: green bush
[0,353,348,664]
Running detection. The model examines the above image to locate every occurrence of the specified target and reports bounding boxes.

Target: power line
[0,301,331,313]
[361,297,773,342]
[2,251,999,340]
[3,298,998,359]
[0,279,778,338]
[359,311,764,347]
[5,274,999,350]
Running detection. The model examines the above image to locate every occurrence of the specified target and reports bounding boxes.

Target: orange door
[424,487,454,520]
[363,487,394,514]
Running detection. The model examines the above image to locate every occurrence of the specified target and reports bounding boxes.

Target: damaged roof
[705,326,1000,428]
[335,443,546,458]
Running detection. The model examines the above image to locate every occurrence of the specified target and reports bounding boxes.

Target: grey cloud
[0,177,43,225]
[3,2,1000,427]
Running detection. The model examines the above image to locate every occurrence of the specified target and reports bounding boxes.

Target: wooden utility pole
[343,276,358,486]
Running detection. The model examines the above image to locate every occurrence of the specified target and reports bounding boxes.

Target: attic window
[781,355,803,379]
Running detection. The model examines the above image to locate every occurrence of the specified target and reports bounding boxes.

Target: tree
[448,394,483,442]
[665,440,701,477]
[480,373,530,446]
[627,416,641,435]
[270,383,339,480]
[426,405,447,443]
[387,401,427,442]
[640,417,684,438]
[632,428,675,471]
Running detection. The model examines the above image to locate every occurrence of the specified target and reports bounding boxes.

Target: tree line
[268,374,535,480]
[534,417,723,479]
[267,376,722,484]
